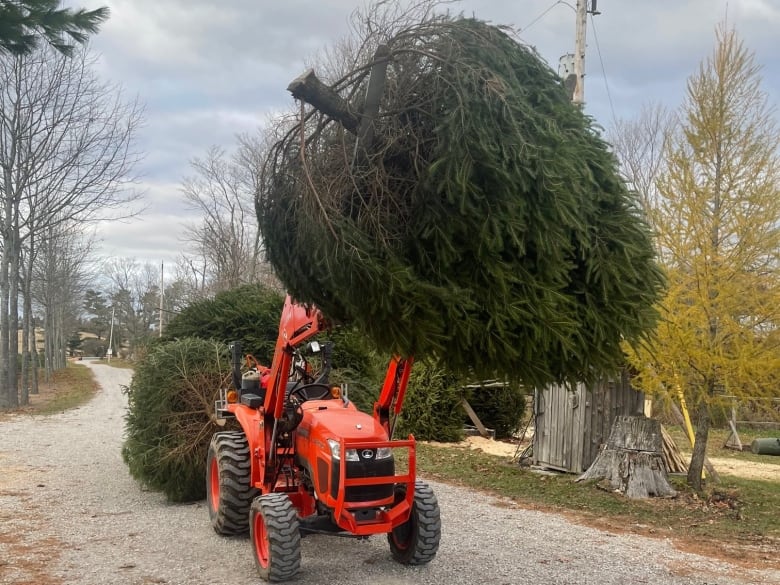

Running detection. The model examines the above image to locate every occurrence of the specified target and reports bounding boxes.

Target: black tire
[206,431,258,535]
[250,493,301,582]
[387,480,441,565]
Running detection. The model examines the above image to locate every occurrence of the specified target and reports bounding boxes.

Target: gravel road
[0,362,777,585]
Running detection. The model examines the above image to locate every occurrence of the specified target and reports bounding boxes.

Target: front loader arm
[264,295,327,419]
[373,355,414,437]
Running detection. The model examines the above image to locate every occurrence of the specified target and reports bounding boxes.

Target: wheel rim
[253,511,270,568]
[208,458,220,513]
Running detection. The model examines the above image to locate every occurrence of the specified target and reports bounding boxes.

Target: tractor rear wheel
[250,493,301,582]
[387,480,441,565]
[206,431,257,535]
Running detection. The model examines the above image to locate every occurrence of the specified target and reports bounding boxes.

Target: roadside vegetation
[100,358,135,370]
[11,362,97,415]
[416,442,779,566]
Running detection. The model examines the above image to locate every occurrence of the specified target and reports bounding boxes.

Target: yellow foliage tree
[627,25,780,489]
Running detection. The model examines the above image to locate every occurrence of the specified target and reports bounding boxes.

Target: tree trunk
[0,196,13,408]
[687,400,719,489]
[669,401,719,482]
[578,415,676,499]
[55,303,64,369]
[355,44,390,156]
[287,69,360,134]
[0,87,18,410]
[751,438,780,455]
[20,292,29,406]
[22,236,37,395]
[44,301,53,382]
[31,329,39,394]
[8,221,20,403]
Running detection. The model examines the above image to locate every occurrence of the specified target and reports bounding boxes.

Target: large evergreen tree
[627,25,780,490]
[0,0,107,56]
[258,15,664,387]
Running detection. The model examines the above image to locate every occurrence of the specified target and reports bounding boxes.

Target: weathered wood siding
[533,372,644,473]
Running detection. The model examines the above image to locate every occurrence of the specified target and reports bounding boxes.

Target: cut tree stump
[577,415,676,499]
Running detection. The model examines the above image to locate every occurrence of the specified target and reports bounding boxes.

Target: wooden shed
[533,372,645,473]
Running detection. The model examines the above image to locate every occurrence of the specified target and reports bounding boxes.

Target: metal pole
[107,307,115,362]
[159,261,164,338]
[572,0,588,106]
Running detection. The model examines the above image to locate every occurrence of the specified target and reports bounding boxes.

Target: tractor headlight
[375,447,393,460]
[327,439,359,462]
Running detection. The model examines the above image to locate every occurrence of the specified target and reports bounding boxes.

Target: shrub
[163,284,284,363]
[465,383,527,439]
[81,337,106,357]
[395,360,464,442]
[122,338,232,502]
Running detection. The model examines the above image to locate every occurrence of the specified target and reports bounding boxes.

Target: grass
[100,358,135,369]
[665,425,780,466]
[415,442,779,563]
[26,363,97,415]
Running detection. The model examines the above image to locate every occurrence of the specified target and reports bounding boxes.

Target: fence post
[724,398,743,451]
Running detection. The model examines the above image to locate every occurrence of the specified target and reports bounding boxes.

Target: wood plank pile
[661,425,688,474]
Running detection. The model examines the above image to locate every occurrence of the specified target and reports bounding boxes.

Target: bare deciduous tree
[31,221,92,386]
[608,102,678,222]
[102,258,161,357]
[179,141,278,298]
[0,44,142,408]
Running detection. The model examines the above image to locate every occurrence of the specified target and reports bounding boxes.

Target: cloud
[69,0,780,267]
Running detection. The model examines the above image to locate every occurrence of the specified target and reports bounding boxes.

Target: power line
[521,1,571,34]
[589,12,617,125]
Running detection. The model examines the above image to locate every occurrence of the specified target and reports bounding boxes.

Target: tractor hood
[297,400,389,444]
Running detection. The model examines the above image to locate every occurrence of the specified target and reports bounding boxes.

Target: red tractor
[206,295,441,581]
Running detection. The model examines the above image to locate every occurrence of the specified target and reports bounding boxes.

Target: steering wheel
[288,383,332,402]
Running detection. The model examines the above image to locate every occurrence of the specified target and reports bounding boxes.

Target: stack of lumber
[661,425,688,473]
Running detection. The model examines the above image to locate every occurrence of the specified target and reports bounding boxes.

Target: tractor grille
[330,453,394,503]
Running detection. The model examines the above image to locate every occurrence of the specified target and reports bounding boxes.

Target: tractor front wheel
[206,431,257,535]
[250,493,301,582]
[387,480,441,565]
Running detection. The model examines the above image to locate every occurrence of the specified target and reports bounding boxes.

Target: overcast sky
[73,0,780,268]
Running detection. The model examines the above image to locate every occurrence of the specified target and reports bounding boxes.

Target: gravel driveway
[0,362,777,585]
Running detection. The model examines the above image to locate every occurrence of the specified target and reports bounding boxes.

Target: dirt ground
[2,370,778,584]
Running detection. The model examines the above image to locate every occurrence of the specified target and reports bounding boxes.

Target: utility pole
[560,0,600,106]
[572,0,588,105]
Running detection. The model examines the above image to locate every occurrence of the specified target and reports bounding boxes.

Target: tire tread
[206,431,258,535]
